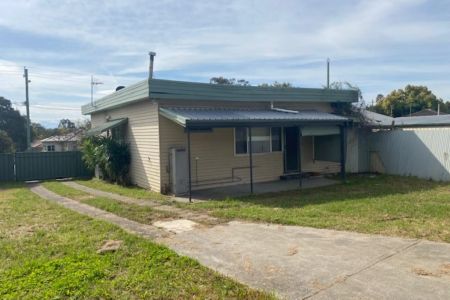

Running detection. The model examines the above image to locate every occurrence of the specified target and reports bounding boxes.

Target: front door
[284,127,299,173]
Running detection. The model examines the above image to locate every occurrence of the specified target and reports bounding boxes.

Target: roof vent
[116,86,125,91]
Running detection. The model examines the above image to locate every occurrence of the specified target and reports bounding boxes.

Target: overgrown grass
[0,182,271,299]
[42,182,177,224]
[184,175,450,242]
[76,178,167,201]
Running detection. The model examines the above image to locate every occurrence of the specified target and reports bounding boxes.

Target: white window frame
[47,145,55,152]
[233,127,283,156]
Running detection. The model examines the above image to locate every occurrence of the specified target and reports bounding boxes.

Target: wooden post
[298,126,302,187]
[340,124,347,182]
[248,127,254,194]
[187,128,192,202]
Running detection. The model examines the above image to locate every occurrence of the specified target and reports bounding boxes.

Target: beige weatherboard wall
[83,78,359,194]
[90,100,161,191]
[158,100,342,192]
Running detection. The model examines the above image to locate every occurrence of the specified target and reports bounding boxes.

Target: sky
[0,0,449,127]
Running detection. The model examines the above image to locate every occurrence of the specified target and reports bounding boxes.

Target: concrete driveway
[158,221,450,300]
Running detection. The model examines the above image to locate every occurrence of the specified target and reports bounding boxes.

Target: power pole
[326,58,330,88]
[91,75,103,106]
[23,67,31,151]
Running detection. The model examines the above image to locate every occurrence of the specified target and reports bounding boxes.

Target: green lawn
[186,175,450,242]
[76,178,168,201]
[79,175,449,243]
[42,182,177,225]
[0,183,271,299]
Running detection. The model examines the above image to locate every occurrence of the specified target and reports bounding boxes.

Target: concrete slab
[153,219,199,234]
[159,221,450,300]
[189,177,338,200]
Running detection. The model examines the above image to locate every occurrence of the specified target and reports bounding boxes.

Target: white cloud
[0,0,449,126]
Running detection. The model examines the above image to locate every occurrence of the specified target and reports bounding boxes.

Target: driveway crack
[302,239,422,299]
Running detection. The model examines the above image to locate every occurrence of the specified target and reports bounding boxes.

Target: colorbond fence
[0,151,92,182]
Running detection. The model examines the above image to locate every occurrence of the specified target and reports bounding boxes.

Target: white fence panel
[368,128,450,181]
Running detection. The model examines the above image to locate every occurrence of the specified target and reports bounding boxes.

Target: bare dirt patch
[97,240,123,254]
[412,263,450,278]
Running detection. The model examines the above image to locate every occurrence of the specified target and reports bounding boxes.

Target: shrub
[81,136,131,185]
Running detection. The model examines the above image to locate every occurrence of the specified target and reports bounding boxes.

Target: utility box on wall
[170,148,188,195]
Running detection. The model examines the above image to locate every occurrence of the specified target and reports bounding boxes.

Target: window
[234,127,282,154]
[111,125,125,142]
[271,127,282,152]
[251,127,271,153]
[235,127,248,154]
[47,145,55,152]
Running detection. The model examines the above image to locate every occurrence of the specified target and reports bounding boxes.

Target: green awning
[86,118,128,136]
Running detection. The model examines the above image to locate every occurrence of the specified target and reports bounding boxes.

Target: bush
[81,136,131,185]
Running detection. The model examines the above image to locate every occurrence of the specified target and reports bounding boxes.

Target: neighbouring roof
[41,131,83,143]
[410,108,447,117]
[86,118,128,136]
[362,110,450,128]
[82,78,360,115]
[159,107,349,128]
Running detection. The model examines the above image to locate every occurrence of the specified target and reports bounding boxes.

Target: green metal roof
[159,107,349,129]
[82,78,360,115]
[86,118,128,136]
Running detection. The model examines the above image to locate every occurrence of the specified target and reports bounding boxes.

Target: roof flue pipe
[149,51,156,79]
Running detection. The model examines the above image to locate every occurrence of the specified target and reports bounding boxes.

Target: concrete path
[188,177,338,200]
[29,184,167,240]
[160,222,450,300]
[31,184,450,300]
[63,181,219,225]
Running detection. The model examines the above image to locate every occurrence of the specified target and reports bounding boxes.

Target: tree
[76,119,91,131]
[210,77,250,86]
[259,81,293,88]
[31,122,54,140]
[0,130,14,153]
[325,81,366,119]
[0,97,27,151]
[374,85,449,117]
[58,119,76,132]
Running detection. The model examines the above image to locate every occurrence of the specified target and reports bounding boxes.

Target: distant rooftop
[362,110,450,128]
[82,78,360,115]
[41,131,82,143]
[410,108,447,117]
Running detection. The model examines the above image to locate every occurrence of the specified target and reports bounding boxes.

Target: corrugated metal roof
[41,131,82,143]
[362,110,450,128]
[159,107,349,128]
[86,118,128,136]
[394,115,450,127]
[82,78,360,115]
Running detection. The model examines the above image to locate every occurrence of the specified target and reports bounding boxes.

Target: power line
[12,102,81,111]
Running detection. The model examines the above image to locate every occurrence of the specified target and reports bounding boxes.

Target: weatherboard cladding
[159,107,348,128]
[81,78,359,115]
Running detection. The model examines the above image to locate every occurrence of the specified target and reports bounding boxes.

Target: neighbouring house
[82,78,359,198]
[31,140,43,152]
[41,131,83,152]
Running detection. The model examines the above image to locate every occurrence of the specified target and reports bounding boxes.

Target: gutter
[270,101,299,114]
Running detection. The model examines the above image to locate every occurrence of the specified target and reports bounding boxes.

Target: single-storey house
[41,131,82,152]
[82,78,359,199]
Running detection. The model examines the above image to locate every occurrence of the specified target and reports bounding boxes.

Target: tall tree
[259,81,293,88]
[58,118,76,133]
[0,97,27,151]
[210,77,250,86]
[374,85,449,117]
[0,130,14,153]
